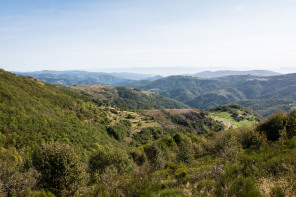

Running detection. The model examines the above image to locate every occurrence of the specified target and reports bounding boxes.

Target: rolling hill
[13,70,161,86]
[14,70,296,117]
[0,69,124,155]
[0,68,228,153]
[70,84,188,110]
[188,70,281,78]
[206,104,263,128]
[126,74,296,116]
[2,68,296,196]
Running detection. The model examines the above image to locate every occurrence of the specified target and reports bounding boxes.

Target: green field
[209,111,257,128]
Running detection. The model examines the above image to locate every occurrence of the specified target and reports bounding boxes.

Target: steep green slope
[70,84,188,110]
[0,69,123,156]
[0,69,225,155]
[3,68,296,196]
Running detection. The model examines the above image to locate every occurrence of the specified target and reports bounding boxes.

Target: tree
[286,109,296,139]
[33,143,86,196]
[144,143,166,171]
[257,111,286,141]
[173,134,194,164]
[88,146,132,175]
[0,147,39,196]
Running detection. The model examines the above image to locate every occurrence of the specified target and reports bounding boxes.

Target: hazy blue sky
[1,0,296,73]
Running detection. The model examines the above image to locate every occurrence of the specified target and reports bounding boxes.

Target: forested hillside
[1,69,296,196]
[126,74,296,117]
[206,104,263,128]
[13,70,128,86]
[0,69,221,196]
[237,98,296,117]
[15,70,296,117]
[13,70,159,86]
[188,70,280,78]
[70,84,188,110]
[0,69,122,155]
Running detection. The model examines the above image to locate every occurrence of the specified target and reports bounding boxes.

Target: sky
[1,0,296,73]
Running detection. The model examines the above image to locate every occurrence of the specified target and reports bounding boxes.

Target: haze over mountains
[186,70,281,78]
[13,70,160,86]
[14,69,296,117]
[126,73,296,117]
[2,67,296,196]
[3,0,296,195]
[14,69,280,86]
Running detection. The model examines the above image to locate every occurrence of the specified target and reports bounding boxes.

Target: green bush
[271,186,285,197]
[33,143,86,196]
[133,128,151,145]
[133,127,163,145]
[107,123,130,141]
[238,128,265,150]
[173,134,194,164]
[144,143,166,171]
[21,188,55,197]
[286,109,296,138]
[257,111,286,141]
[211,130,241,158]
[130,149,146,166]
[88,146,132,175]
[158,188,186,197]
[126,114,135,119]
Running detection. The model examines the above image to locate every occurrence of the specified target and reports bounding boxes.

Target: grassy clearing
[209,111,257,128]
[108,108,161,133]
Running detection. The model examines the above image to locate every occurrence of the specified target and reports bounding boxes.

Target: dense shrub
[257,110,296,141]
[133,127,163,145]
[237,127,265,150]
[0,147,40,196]
[286,109,296,138]
[130,149,146,166]
[173,134,194,164]
[107,123,130,141]
[88,146,132,175]
[21,188,55,197]
[33,143,86,196]
[144,143,167,171]
[257,111,286,141]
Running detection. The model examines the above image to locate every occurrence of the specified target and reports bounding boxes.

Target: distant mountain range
[13,70,162,86]
[2,69,296,196]
[13,69,296,117]
[185,70,281,78]
[125,73,296,117]
[13,69,280,87]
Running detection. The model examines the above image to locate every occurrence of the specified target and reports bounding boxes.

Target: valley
[1,68,296,196]
[3,1,296,196]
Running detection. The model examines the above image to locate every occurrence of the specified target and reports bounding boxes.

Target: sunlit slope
[206,104,263,128]
[70,84,188,110]
[0,69,123,154]
[126,74,296,116]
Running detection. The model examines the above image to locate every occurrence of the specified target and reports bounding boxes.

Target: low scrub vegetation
[1,69,296,196]
[1,109,296,196]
